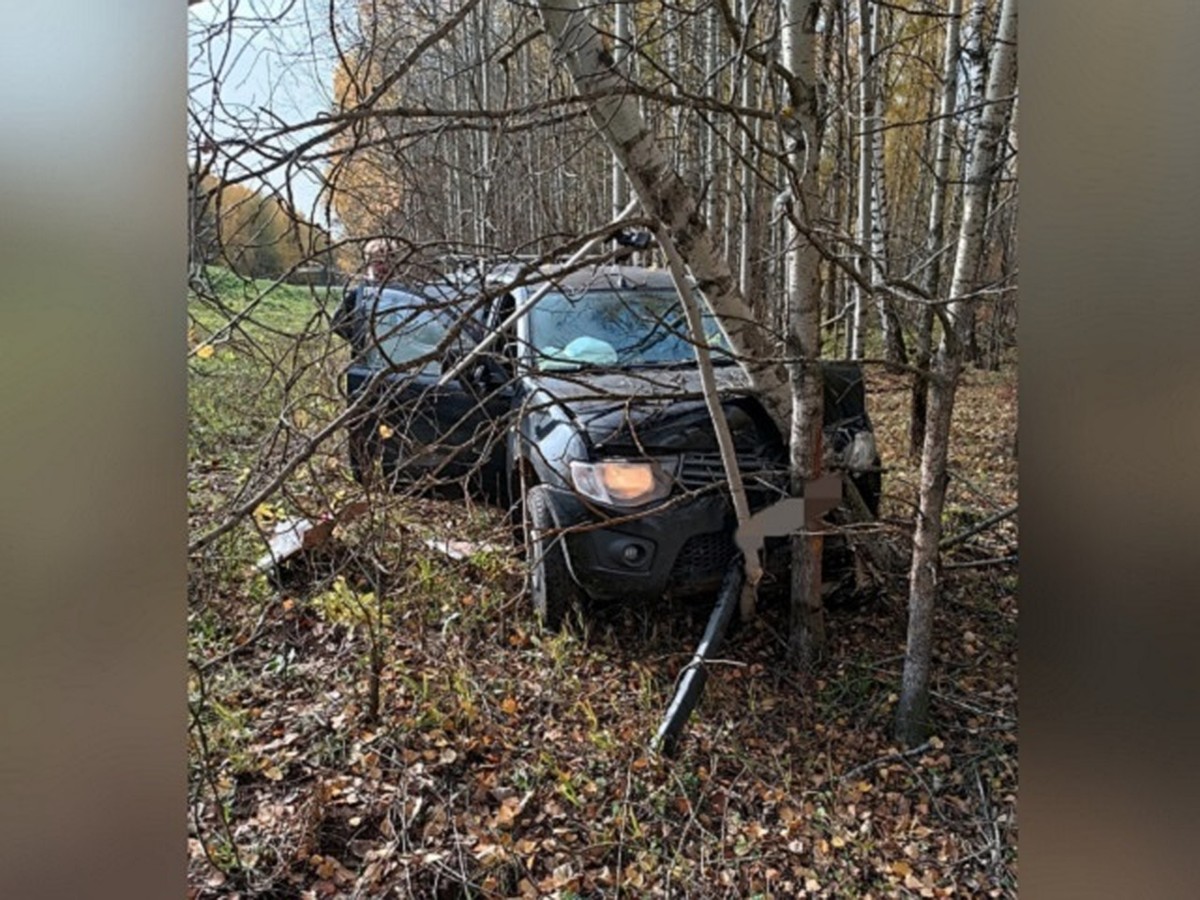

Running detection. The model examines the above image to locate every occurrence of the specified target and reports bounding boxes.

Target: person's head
[363,238,397,283]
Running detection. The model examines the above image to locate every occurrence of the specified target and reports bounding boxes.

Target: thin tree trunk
[781,0,825,667]
[612,1,631,220]
[850,0,872,361]
[910,0,962,458]
[956,0,990,365]
[896,0,1016,747]
[704,4,719,232]
[656,227,765,617]
[837,0,854,359]
[738,0,766,321]
[865,2,905,364]
[738,34,756,299]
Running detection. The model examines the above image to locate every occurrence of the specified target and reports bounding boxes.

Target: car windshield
[528,288,733,371]
[364,288,472,374]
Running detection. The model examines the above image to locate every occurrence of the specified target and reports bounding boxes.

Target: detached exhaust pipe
[651,560,745,758]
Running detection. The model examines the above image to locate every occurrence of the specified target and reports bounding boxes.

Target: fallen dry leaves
[188,362,1017,898]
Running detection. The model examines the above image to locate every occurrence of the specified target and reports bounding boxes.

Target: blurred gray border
[0,2,185,898]
[1023,2,1200,896]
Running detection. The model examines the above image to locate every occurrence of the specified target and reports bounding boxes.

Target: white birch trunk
[704,4,719,231]
[955,0,991,363]
[910,0,962,458]
[781,0,825,665]
[738,15,758,301]
[896,0,1017,746]
[474,0,493,246]
[868,6,905,363]
[864,0,892,358]
[611,1,631,221]
[656,227,765,614]
[850,0,872,361]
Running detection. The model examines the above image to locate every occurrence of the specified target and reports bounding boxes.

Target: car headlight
[569,458,677,507]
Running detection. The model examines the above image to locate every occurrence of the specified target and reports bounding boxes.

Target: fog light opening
[622,543,647,566]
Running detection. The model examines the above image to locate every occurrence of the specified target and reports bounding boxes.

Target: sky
[187,0,344,229]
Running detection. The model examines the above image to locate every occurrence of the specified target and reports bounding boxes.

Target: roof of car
[549,264,676,291]
[363,263,678,301]
[482,263,676,295]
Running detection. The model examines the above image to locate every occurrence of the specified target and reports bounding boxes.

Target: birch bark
[780,0,826,666]
[910,0,962,458]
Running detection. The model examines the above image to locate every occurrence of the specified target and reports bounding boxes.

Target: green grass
[189,264,336,337]
[188,264,348,477]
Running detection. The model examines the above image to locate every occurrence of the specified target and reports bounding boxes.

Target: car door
[345,284,511,497]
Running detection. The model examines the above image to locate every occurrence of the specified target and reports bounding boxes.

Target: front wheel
[524,485,583,631]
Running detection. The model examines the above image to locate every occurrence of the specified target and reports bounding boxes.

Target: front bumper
[539,485,746,602]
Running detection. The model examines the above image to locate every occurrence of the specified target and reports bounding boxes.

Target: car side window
[364,288,477,376]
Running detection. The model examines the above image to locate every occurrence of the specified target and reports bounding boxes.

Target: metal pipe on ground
[651,560,746,757]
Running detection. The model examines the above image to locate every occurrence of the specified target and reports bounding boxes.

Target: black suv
[336,264,880,628]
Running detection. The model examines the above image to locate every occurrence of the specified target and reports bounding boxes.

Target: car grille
[676,450,787,493]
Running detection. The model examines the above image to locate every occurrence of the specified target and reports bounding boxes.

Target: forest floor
[187,277,1017,899]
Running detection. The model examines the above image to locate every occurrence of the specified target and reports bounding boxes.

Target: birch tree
[780,0,827,665]
[848,0,871,361]
[910,0,963,458]
[853,0,904,364]
[895,0,1017,746]
[955,0,992,365]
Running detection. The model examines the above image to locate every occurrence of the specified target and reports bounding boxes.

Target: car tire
[525,485,582,631]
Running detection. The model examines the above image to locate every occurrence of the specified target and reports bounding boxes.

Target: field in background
[187,270,1017,899]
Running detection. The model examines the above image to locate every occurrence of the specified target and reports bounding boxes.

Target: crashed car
[337,264,881,628]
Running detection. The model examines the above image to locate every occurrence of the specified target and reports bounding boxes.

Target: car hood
[525,365,778,454]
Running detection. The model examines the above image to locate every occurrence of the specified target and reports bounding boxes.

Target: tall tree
[854,0,905,364]
[781,0,827,664]
[849,0,871,361]
[895,0,1017,746]
[910,0,963,458]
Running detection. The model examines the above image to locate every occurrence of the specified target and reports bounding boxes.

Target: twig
[840,740,932,783]
[940,505,1017,551]
[943,555,1017,570]
[930,690,1016,725]
[974,765,1005,875]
